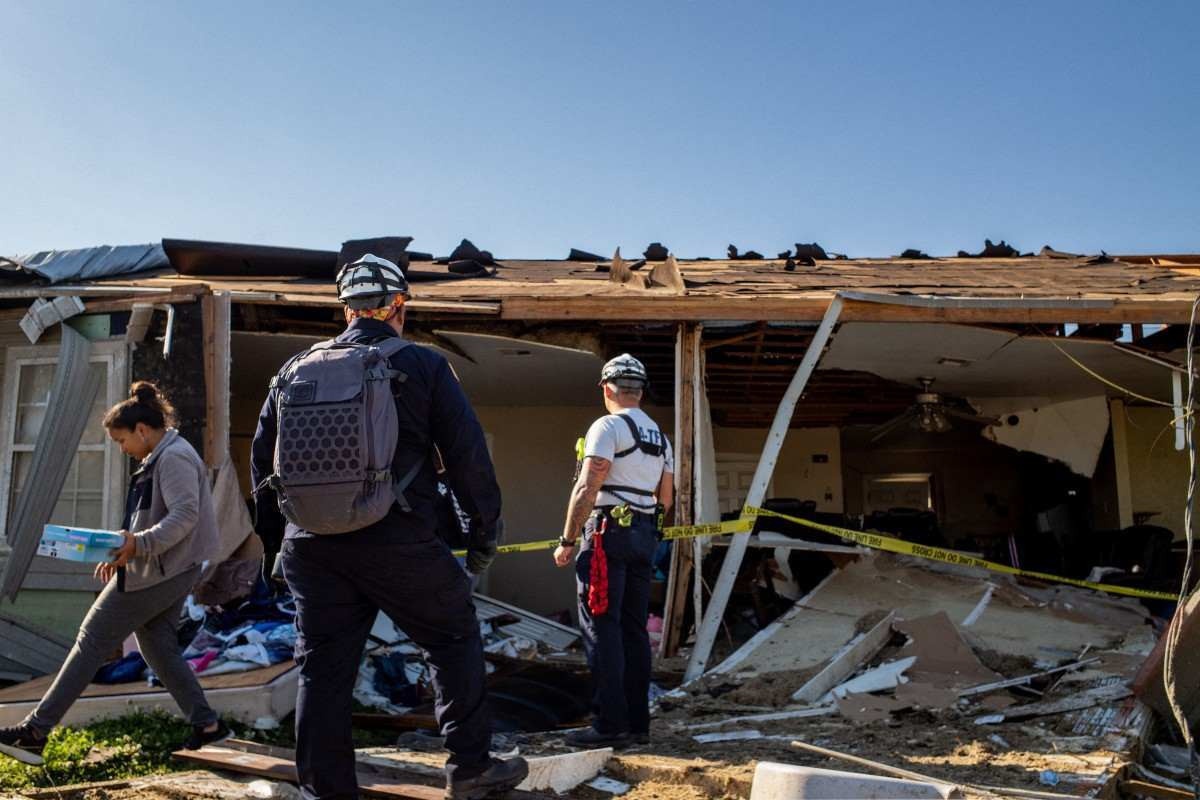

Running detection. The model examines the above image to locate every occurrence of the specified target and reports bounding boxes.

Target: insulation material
[0,325,102,601]
[974,396,1110,477]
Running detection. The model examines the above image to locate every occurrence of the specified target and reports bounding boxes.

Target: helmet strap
[345,294,407,323]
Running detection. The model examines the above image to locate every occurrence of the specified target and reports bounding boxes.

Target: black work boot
[183,720,233,750]
[445,756,530,800]
[564,726,631,748]
[0,724,46,765]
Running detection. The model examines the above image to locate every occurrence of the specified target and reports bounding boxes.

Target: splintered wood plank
[0,661,295,702]
[173,745,445,800]
[791,611,896,703]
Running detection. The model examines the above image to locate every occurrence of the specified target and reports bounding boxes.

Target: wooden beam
[202,291,232,468]
[81,291,201,314]
[172,744,444,799]
[660,322,699,657]
[500,295,1196,323]
[684,297,843,682]
[692,344,709,636]
[1110,398,1135,528]
[231,291,501,316]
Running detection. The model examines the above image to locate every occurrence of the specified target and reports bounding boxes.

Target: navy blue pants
[575,510,658,736]
[282,527,490,800]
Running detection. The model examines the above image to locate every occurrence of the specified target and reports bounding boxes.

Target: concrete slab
[749,762,960,799]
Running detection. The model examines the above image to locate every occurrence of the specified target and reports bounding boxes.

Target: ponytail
[102,381,177,432]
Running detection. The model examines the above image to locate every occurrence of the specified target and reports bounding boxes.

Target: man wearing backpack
[552,354,674,748]
[251,253,527,800]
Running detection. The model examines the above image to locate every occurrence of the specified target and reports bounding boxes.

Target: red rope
[588,517,610,616]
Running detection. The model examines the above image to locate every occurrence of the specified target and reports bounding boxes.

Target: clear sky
[2,1,1197,259]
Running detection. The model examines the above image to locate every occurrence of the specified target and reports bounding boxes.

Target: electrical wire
[1041,335,1175,408]
[1162,294,1200,792]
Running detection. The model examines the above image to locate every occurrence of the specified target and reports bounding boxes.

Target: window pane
[49,496,74,526]
[79,364,109,445]
[77,451,104,489]
[15,364,54,445]
[75,499,103,529]
[8,452,31,527]
[8,358,114,530]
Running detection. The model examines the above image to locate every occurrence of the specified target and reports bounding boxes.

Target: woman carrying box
[0,382,230,763]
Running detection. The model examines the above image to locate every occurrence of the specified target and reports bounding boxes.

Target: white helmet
[336,254,410,309]
[599,353,649,387]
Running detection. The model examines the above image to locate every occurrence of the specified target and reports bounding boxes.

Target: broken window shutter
[0,325,104,601]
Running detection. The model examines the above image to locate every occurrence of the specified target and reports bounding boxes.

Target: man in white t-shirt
[553,354,674,747]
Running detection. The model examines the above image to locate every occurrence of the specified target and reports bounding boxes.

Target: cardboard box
[37,525,124,563]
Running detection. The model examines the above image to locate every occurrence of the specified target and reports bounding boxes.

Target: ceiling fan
[870,377,1000,443]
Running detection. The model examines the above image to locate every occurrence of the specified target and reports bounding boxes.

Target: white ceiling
[822,323,1179,402]
[230,331,602,408]
[431,331,602,406]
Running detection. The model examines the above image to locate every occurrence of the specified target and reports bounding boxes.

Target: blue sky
[2,1,1197,258]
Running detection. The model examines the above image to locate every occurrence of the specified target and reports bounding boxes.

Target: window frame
[0,339,130,550]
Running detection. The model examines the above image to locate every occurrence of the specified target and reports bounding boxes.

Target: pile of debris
[352,594,588,734]
[641,551,1160,797]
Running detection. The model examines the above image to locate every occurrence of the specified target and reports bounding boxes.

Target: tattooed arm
[553,456,610,567]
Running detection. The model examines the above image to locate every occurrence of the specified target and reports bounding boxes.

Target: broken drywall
[974,395,1110,477]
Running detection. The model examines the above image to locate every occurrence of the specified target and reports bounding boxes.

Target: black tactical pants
[283,527,489,800]
[575,509,658,736]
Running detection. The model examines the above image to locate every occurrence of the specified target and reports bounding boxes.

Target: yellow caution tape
[454,505,1176,602]
[745,506,1178,602]
[452,516,754,557]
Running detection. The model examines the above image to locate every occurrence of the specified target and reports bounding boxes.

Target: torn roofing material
[473,593,581,651]
[7,243,169,284]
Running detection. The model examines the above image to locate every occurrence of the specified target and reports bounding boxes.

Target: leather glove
[466,539,498,575]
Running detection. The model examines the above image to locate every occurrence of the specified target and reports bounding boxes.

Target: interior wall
[841,426,1030,545]
[476,404,674,617]
[1124,406,1188,538]
[711,427,843,512]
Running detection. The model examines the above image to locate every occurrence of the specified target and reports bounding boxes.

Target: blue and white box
[37,525,125,563]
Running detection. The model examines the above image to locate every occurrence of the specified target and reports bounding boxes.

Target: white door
[715,454,774,515]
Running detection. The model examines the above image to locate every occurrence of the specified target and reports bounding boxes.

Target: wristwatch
[558,537,576,548]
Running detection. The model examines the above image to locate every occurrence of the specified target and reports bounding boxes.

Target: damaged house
[0,238,1197,797]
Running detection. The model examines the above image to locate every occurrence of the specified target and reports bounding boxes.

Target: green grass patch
[0,710,406,789]
[0,711,190,788]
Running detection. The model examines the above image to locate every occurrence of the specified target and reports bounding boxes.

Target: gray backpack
[267,338,421,534]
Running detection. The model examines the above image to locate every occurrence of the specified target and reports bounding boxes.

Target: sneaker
[183,720,233,750]
[445,756,530,800]
[0,724,45,765]
[564,726,631,748]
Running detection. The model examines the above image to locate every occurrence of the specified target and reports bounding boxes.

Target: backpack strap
[367,337,421,512]
[611,413,667,458]
[391,459,423,513]
[602,413,668,510]
[612,413,642,458]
